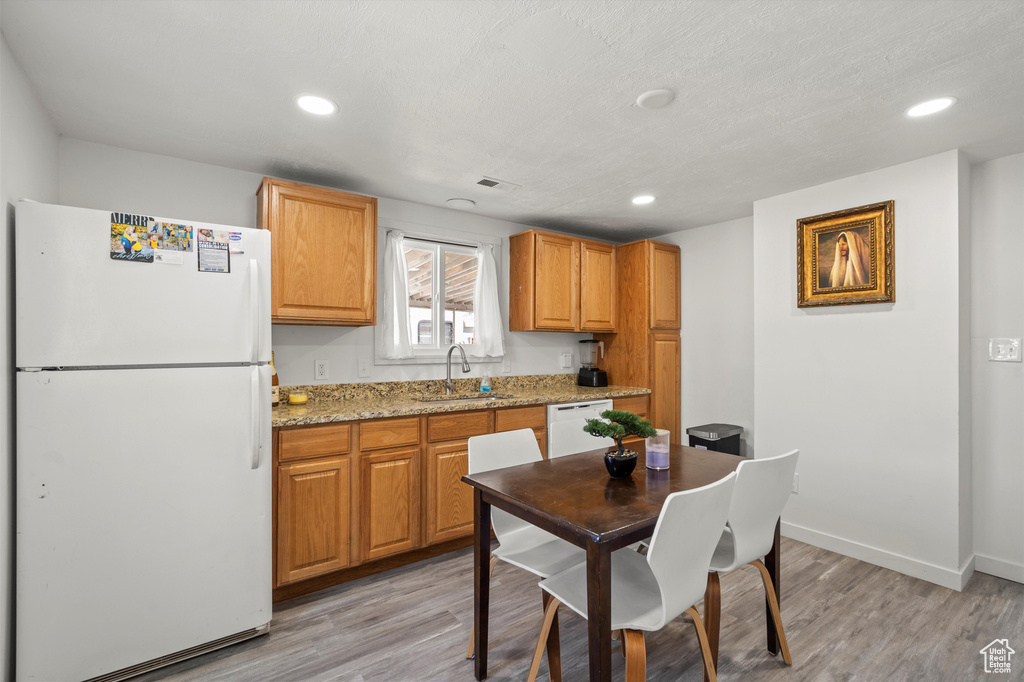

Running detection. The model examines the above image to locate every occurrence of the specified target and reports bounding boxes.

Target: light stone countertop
[272,374,650,428]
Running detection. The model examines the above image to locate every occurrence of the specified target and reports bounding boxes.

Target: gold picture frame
[797,200,894,308]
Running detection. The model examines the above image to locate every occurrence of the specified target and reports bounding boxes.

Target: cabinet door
[649,242,680,330]
[580,240,616,332]
[426,440,474,544]
[649,332,681,443]
[360,447,420,561]
[534,233,579,331]
[259,178,377,326]
[277,456,351,586]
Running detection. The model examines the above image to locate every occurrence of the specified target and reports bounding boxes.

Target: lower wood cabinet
[614,395,651,448]
[494,405,547,458]
[277,455,351,586]
[360,446,421,562]
[425,439,474,544]
[273,400,637,597]
[650,333,681,442]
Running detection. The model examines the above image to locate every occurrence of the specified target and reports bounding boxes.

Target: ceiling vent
[476,176,521,192]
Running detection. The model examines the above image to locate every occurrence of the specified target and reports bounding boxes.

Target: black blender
[577,340,608,387]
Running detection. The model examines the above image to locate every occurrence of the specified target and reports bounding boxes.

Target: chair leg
[703,572,721,682]
[541,592,562,682]
[526,595,562,682]
[466,556,498,659]
[614,629,627,658]
[750,559,793,665]
[622,629,646,682]
[685,606,718,682]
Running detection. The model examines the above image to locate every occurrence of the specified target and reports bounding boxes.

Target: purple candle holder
[645,429,670,470]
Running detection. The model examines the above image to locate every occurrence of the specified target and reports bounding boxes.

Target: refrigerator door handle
[250,367,261,470]
[249,259,260,364]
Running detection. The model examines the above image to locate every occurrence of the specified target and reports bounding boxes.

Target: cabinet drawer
[495,405,546,432]
[279,423,351,462]
[426,410,493,442]
[614,395,649,418]
[360,417,420,451]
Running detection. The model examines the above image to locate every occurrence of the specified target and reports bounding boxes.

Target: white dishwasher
[547,399,613,457]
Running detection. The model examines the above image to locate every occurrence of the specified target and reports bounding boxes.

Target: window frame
[374,223,504,367]
[404,238,478,356]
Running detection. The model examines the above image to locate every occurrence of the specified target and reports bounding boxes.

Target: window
[379,230,503,362]
[404,238,478,352]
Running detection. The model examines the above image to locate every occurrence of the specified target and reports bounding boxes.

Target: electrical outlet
[357,358,371,378]
[314,359,329,381]
[560,352,573,369]
[502,357,511,374]
[792,473,800,494]
[989,338,1022,362]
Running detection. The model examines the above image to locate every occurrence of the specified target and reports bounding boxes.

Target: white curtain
[379,231,413,359]
[469,242,505,358]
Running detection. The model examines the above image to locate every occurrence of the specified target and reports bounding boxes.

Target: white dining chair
[526,472,738,682]
[706,449,799,668]
[548,418,614,458]
[464,428,586,662]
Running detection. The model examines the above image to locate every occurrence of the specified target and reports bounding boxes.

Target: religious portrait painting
[797,201,894,308]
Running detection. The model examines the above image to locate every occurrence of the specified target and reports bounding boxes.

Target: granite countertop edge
[273,385,651,428]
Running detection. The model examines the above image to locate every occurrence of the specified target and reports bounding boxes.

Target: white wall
[57,139,588,386]
[970,153,1024,582]
[754,150,972,590]
[0,34,60,682]
[661,217,755,455]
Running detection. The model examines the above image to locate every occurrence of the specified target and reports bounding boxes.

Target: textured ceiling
[3,0,1022,241]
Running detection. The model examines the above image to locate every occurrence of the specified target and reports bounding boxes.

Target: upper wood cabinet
[649,241,681,330]
[257,177,377,326]
[509,230,615,332]
[579,240,617,331]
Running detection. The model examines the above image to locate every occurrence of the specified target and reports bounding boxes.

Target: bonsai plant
[584,410,657,478]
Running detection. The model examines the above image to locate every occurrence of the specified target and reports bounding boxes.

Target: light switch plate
[989,338,1022,362]
[357,358,371,378]
[560,352,573,369]
[502,357,511,374]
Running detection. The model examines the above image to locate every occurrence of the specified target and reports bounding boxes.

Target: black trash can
[686,423,743,456]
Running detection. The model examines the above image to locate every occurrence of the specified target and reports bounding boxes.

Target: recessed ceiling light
[446,198,476,210]
[632,195,655,205]
[297,95,338,115]
[636,89,675,109]
[906,97,956,117]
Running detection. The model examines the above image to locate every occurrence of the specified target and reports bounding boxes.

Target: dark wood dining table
[462,443,782,682]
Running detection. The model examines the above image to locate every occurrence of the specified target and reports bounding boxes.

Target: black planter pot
[604,450,638,478]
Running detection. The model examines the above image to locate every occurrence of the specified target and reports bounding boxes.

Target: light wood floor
[137,538,1024,681]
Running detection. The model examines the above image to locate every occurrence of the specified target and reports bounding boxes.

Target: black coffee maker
[577,340,608,387]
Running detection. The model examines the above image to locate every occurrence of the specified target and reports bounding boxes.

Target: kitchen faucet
[446,344,471,394]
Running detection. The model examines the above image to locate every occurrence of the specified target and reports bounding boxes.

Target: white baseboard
[975,554,1024,584]
[781,521,972,592]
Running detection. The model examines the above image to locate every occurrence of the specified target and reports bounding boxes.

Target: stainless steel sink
[414,393,514,403]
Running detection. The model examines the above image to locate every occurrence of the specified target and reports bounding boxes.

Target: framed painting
[797,200,894,308]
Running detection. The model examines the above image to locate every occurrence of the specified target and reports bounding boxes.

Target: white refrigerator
[15,201,273,682]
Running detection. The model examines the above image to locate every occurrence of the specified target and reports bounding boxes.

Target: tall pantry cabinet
[594,240,681,443]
